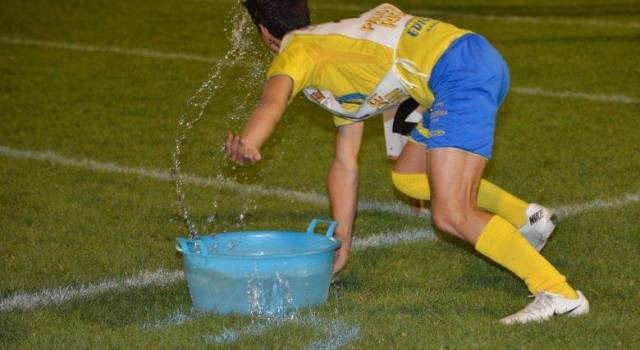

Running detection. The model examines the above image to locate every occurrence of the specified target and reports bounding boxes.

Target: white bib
[295,4,414,122]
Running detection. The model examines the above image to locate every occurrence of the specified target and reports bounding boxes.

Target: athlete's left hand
[225,133,262,166]
[333,246,349,274]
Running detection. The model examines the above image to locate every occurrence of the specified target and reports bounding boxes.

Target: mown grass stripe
[3,36,637,105]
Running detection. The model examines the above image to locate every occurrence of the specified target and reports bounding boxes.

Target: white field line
[147,310,360,349]
[3,187,638,313]
[0,270,183,313]
[0,1,635,323]
[5,145,640,221]
[142,308,199,329]
[408,9,640,30]
[202,314,360,349]
[2,36,638,105]
[556,192,640,218]
[352,228,435,250]
[0,145,417,217]
[0,36,220,63]
[195,0,640,30]
[512,86,640,104]
[205,319,273,344]
[0,228,434,313]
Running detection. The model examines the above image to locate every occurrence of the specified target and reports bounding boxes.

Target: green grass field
[1,0,640,348]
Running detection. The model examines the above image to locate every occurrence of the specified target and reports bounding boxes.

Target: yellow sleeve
[266,41,314,98]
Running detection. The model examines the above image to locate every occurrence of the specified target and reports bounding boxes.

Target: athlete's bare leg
[427,148,491,243]
[393,141,428,174]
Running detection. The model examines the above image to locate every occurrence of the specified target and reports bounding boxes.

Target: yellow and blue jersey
[267,3,510,159]
[266,3,470,126]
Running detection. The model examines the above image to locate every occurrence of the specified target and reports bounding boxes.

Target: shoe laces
[518,292,556,316]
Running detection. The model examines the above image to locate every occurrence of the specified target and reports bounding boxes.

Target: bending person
[225,0,589,325]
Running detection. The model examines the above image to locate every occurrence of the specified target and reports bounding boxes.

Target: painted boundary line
[321,3,640,30]
[0,180,640,312]
[3,36,638,105]
[512,86,640,104]
[202,314,360,349]
[5,186,640,312]
[0,228,434,312]
[5,145,640,221]
[413,10,640,30]
[144,309,360,348]
[0,222,433,314]
[0,145,417,217]
[194,0,640,30]
[0,270,183,313]
[0,37,220,63]
[3,187,640,312]
[556,192,640,218]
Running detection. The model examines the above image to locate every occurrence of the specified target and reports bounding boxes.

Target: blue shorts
[410,33,510,159]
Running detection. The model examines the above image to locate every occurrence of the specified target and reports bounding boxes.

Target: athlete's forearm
[240,99,284,151]
[328,122,364,268]
[328,157,358,246]
[239,75,293,151]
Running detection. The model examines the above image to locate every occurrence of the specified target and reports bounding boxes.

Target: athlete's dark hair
[241,0,310,40]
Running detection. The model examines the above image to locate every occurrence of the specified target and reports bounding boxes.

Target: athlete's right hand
[225,133,262,166]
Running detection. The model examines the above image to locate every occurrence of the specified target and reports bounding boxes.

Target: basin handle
[306,218,337,237]
[176,238,193,253]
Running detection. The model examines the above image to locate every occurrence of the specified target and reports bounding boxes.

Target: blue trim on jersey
[411,34,510,159]
[336,93,367,104]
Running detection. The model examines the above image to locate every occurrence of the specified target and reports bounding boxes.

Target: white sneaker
[519,203,557,251]
[500,290,589,325]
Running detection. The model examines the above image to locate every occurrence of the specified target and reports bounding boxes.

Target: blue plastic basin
[176,219,340,315]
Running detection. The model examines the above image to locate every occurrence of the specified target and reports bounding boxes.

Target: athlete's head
[241,0,310,51]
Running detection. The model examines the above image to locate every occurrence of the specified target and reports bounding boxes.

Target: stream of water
[171,2,267,238]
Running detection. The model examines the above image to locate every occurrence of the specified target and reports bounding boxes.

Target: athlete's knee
[390,170,430,200]
[431,200,471,238]
[431,206,458,235]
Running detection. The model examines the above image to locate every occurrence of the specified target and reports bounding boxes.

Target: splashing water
[143,306,361,349]
[141,308,201,330]
[170,5,339,335]
[205,313,361,349]
[247,271,296,320]
[171,2,268,238]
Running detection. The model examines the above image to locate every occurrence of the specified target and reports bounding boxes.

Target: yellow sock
[477,181,528,228]
[474,215,578,298]
[391,171,528,227]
